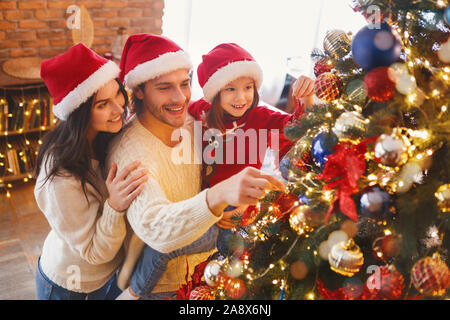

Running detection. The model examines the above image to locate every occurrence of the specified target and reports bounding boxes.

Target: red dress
[188,99,303,189]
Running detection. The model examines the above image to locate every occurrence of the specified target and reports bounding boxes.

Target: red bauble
[314,58,333,77]
[272,192,299,219]
[314,72,343,102]
[410,254,450,297]
[240,205,260,227]
[189,285,216,300]
[372,234,401,261]
[317,279,371,300]
[363,66,396,102]
[223,277,246,299]
[366,265,405,300]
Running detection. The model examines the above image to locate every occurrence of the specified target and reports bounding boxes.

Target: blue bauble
[445,6,450,26]
[279,157,292,181]
[311,131,338,168]
[298,194,310,205]
[216,229,245,258]
[360,186,392,221]
[352,22,401,70]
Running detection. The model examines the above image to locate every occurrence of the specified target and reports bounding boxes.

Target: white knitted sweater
[106,115,220,293]
[35,158,126,293]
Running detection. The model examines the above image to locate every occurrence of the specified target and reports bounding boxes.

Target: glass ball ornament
[314,72,343,102]
[224,258,244,278]
[289,205,316,236]
[189,285,216,300]
[410,253,450,297]
[272,192,299,219]
[351,22,401,70]
[223,276,246,299]
[435,184,450,213]
[395,74,417,95]
[314,58,333,77]
[340,220,358,238]
[323,30,352,59]
[204,260,223,287]
[372,234,401,261]
[290,261,309,280]
[217,228,250,258]
[437,38,450,64]
[328,239,364,277]
[366,265,405,300]
[311,131,338,168]
[364,66,396,102]
[240,205,260,226]
[374,130,411,167]
[279,157,295,182]
[389,62,408,77]
[359,186,393,221]
[333,111,368,141]
[328,230,349,247]
[345,79,367,105]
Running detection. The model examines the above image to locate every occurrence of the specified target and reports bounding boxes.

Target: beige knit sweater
[35,158,126,293]
[106,115,221,293]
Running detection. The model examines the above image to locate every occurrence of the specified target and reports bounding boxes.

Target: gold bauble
[411,253,450,297]
[328,239,364,277]
[289,205,315,236]
[333,111,368,140]
[435,184,450,213]
[323,30,352,59]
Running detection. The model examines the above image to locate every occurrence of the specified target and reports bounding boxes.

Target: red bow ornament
[316,137,378,223]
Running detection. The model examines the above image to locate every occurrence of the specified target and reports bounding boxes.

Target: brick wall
[0,0,164,83]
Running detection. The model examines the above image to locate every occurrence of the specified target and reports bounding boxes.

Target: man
[106,34,285,299]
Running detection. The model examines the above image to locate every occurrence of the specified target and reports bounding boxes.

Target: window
[163,0,367,102]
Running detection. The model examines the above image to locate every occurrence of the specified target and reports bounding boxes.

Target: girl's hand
[106,161,149,212]
[292,75,315,107]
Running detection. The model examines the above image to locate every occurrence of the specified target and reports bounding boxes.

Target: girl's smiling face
[219,76,255,118]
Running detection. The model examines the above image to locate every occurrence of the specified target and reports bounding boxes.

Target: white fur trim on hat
[53,60,120,121]
[202,60,263,103]
[124,50,192,89]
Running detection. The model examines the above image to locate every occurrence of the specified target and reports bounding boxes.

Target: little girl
[120,43,314,299]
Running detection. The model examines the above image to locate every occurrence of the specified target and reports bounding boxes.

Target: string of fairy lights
[0,83,56,199]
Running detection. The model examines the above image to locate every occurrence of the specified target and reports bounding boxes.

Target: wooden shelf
[0,172,34,185]
[1,126,54,137]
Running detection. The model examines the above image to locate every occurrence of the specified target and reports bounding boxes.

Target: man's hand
[206,167,285,216]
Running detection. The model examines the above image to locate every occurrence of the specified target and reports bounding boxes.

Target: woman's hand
[106,160,149,212]
[292,75,315,107]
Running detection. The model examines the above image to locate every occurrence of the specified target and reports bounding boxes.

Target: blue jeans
[35,256,122,300]
[129,225,220,299]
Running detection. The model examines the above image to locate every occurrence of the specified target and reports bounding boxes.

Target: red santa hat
[40,43,120,121]
[119,34,193,89]
[197,43,263,103]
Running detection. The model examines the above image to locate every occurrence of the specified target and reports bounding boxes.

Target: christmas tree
[183,0,450,300]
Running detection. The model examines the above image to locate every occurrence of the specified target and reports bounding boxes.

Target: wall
[0,0,164,85]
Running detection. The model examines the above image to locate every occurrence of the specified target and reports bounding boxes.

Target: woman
[34,43,148,300]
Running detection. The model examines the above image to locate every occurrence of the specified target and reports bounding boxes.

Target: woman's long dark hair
[35,78,128,202]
